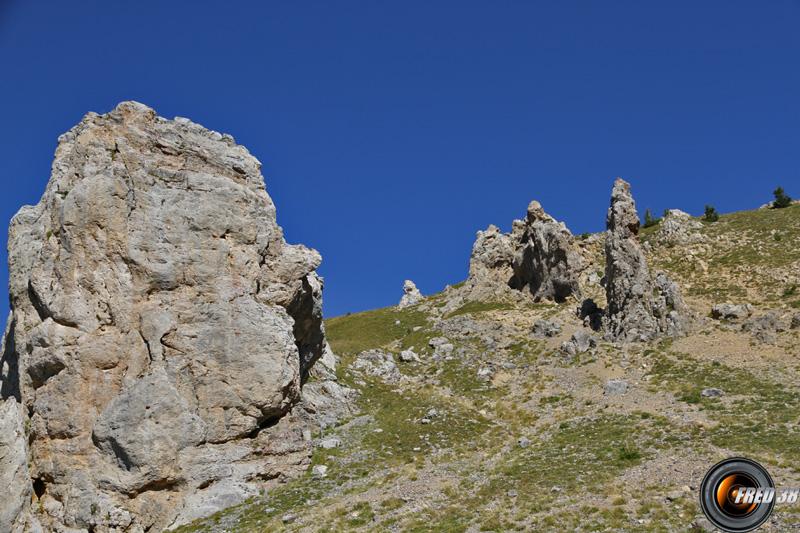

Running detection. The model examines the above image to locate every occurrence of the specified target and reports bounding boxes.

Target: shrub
[643,208,659,228]
[773,187,792,209]
[703,205,719,222]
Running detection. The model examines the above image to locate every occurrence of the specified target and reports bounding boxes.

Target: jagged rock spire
[603,178,688,341]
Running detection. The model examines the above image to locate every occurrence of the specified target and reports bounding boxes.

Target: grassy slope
[178,205,800,532]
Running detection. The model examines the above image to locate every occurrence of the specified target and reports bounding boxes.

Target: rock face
[603,179,688,341]
[0,102,330,532]
[398,279,423,308]
[510,201,583,302]
[656,209,704,245]
[465,202,581,303]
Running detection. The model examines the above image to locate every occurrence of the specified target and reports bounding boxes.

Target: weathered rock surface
[560,330,597,356]
[0,398,34,533]
[510,201,583,302]
[711,303,753,321]
[656,209,704,245]
[464,201,581,303]
[531,319,561,338]
[603,179,688,341]
[398,279,423,308]
[351,350,401,383]
[0,102,331,532]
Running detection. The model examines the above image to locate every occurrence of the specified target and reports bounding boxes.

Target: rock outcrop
[656,209,704,245]
[603,179,688,341]
[464,202,581,303]
[398,279,423,308]
[509,201,583,302]
[0,102,330,532]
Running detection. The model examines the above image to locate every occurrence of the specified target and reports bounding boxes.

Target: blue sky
[1,1,799,319]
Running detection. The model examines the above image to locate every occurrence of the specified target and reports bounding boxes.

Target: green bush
[643,208,660,228]
[773,186,792,209]
[703,204,719,222]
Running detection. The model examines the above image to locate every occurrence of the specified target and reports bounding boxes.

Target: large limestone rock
[0,102,329,532]
[464,202,581,303]
[510,201,582,302]
[603,179,688,341]
[656,209,704,245]
[398,279,423,308]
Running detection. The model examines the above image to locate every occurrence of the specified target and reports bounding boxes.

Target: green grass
[443,300,516,319]
[326,306,429,355]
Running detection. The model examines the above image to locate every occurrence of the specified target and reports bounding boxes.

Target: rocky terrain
[2,103,799,533]
[0,103,348,532]
[175,183,800,532]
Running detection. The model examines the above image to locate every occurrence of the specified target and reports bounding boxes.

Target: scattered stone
[604,379,629,396]
[518,436,531,448]
[312,465,328,478]
[711,303,753,321]
[282,513,298,524]
[398,279,423,308]
[420,418,431,425]
[399,349,420,363]
[742,312,786,344]
[701,388,724,398]
[561,330,597,356]
[352,350,402,383]
[532,319,561,338]
[507,489,519,498]
[657,209,704,245]
[318,437,342,449]
[603,178,688,341]
[477,366,494,381]
[0,102,330,531]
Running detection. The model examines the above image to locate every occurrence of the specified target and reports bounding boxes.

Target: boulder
[398,279,423,308]
[0,102,331,531]
[560,330,597,356]
[656,209,704,245]
[532,319,561,338]
[711,303,753,321]
[351,350,401,383]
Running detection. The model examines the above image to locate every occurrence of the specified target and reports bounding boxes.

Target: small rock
[711,303,753,321]
[791,313,800,330]
[517,436,531,448]
[560,330,597,356]
[701,388,724,398]
[420,418,431,425]
[398,280,423,308]
[507,489,518,498]
[318,437,341,449]
[311,465,328,478]
[426,408,439,418]
[282,513,298,524]
[399,349,420,363]
[532,319,561,338]
[477,366,493,381]
[604,379,629,396]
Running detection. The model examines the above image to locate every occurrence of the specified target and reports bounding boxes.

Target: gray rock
[701,388,724,398]
[311,465,328,478]
[398,279,423,308]
[352,350,401,383]
[561,330,597,356]
[603,179,688,341]
[532,319,561,338]
[510,201,583,302]
[399,349,420,362]
[318,437,342,449]
[0,398,33,533]
[742,312,786,344]
[0,102,330,531]
[463,202,582,303]
[656,209,704,245]
[791,313,800,330]
[604,379,629,395]
[517,436,531,448]
[711,303,753,321]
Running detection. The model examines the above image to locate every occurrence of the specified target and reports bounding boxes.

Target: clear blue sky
[1,1,799,319]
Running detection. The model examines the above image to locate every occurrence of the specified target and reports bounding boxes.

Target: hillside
[178,203,800,532]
